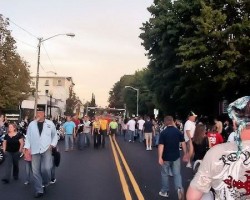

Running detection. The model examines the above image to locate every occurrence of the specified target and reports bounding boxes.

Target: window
[45,90,49,96]
[57,79,62,86]
[45,80,49,86]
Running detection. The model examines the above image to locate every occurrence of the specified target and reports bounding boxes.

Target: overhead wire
[41,43,57,74]
[4,15,58,75]
[4,15,69,101]
[13,38,37,49]
[6,17,38,39]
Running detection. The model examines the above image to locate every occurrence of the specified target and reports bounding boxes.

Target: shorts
[110,129,117,135]
[144,132,152,140]
[186,139,193,152]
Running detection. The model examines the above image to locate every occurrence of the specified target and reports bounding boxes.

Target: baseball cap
[37,106,45,112]
[188,111,197,117]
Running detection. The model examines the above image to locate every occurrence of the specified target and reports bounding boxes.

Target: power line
[14,37,37,49]
[6,17,38,39]
[41,43,57,74]
[40,64,46,73]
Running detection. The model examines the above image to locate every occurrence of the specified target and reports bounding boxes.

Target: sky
[0,0,153,107]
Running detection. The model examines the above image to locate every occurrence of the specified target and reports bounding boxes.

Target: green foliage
[0,15,31,109]
[108,69,155,116]
[139,0,250,117]
[65,87,78,115]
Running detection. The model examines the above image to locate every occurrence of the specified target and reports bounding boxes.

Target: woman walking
[1,123,24,183]
[192,124,211,167]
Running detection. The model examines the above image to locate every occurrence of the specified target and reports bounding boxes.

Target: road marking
[109,135,132,200]
[112,137,145,200]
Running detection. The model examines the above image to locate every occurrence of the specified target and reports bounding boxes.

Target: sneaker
[149,147,152,150]
[186,162,192,168]
[129,140,131,143]
[177,188,184,200]
[146,147,149,150]
[159,191,169,198]
[24,181,29,185]
[50,179,56,184]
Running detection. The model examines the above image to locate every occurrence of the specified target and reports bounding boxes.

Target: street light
[124,86,139,116]
[34,33,75,118]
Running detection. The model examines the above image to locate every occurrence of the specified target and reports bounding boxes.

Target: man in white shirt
[183,111,197,168]
[83,115,91,147]
[24,107,58,198]
[137,116,145,143]
[127,116,136,142]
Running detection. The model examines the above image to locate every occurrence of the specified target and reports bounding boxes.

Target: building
[21,76,74,119]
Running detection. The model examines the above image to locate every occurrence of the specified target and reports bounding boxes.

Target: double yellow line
[109,135,145,200]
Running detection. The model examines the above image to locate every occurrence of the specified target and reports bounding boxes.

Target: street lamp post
[124,86,139,116]
[34,33,75,118]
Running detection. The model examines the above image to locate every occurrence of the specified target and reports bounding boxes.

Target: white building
[22,76,74,119]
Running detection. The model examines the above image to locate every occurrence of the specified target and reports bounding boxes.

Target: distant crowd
[0,100,247,199]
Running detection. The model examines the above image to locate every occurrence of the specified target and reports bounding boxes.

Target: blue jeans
[51,156,55,180]
[65,134,74,150]
[78,133,84,150]
[154,133,160,146]
[32,149,52,193]
[84,132,91,147]
[127,130,135,142]
[160,158,183,193]
[138,129,144,143]
[25,161,32,182]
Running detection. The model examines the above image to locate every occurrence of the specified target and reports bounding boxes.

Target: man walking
[99,116,108,148]
[83,115,91,147]
[158,116,188,200]
[24,107,58,198]
[143,116,155,150]
[109,118,118,139]
[127,116,136,142]
[183,111,197,168]
[63,115,76,151]
[137,116,145,143]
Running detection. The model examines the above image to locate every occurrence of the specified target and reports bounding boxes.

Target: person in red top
[207,124,224,147]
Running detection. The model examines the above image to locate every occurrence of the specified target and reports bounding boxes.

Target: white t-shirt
[227,131,237,142]
[137,119,145,130]
[83,120,91,133]
[127,119,136,131]
[184,120,196,142]
[190,141,250,200]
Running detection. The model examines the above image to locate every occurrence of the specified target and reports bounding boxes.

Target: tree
[108,69,155,116]
[0,15,31,110]
[65,86,78,115]
[140,0,250,118]
[89,93,97,107]
[177,0,250,104]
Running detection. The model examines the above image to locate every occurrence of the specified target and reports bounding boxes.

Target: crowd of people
[0,96,249,199]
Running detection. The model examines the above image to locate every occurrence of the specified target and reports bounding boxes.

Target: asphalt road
[0,135,193,200]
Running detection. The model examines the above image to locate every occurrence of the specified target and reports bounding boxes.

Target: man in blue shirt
[158,116,188,200]
[24,106,58,198]
[63,115,76,151]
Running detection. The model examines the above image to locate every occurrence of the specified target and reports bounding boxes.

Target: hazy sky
[0,0,152,106]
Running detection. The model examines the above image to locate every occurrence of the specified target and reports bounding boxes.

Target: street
[0,135,193,200]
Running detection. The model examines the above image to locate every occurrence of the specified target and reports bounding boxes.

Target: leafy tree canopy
[0,15,31,110]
